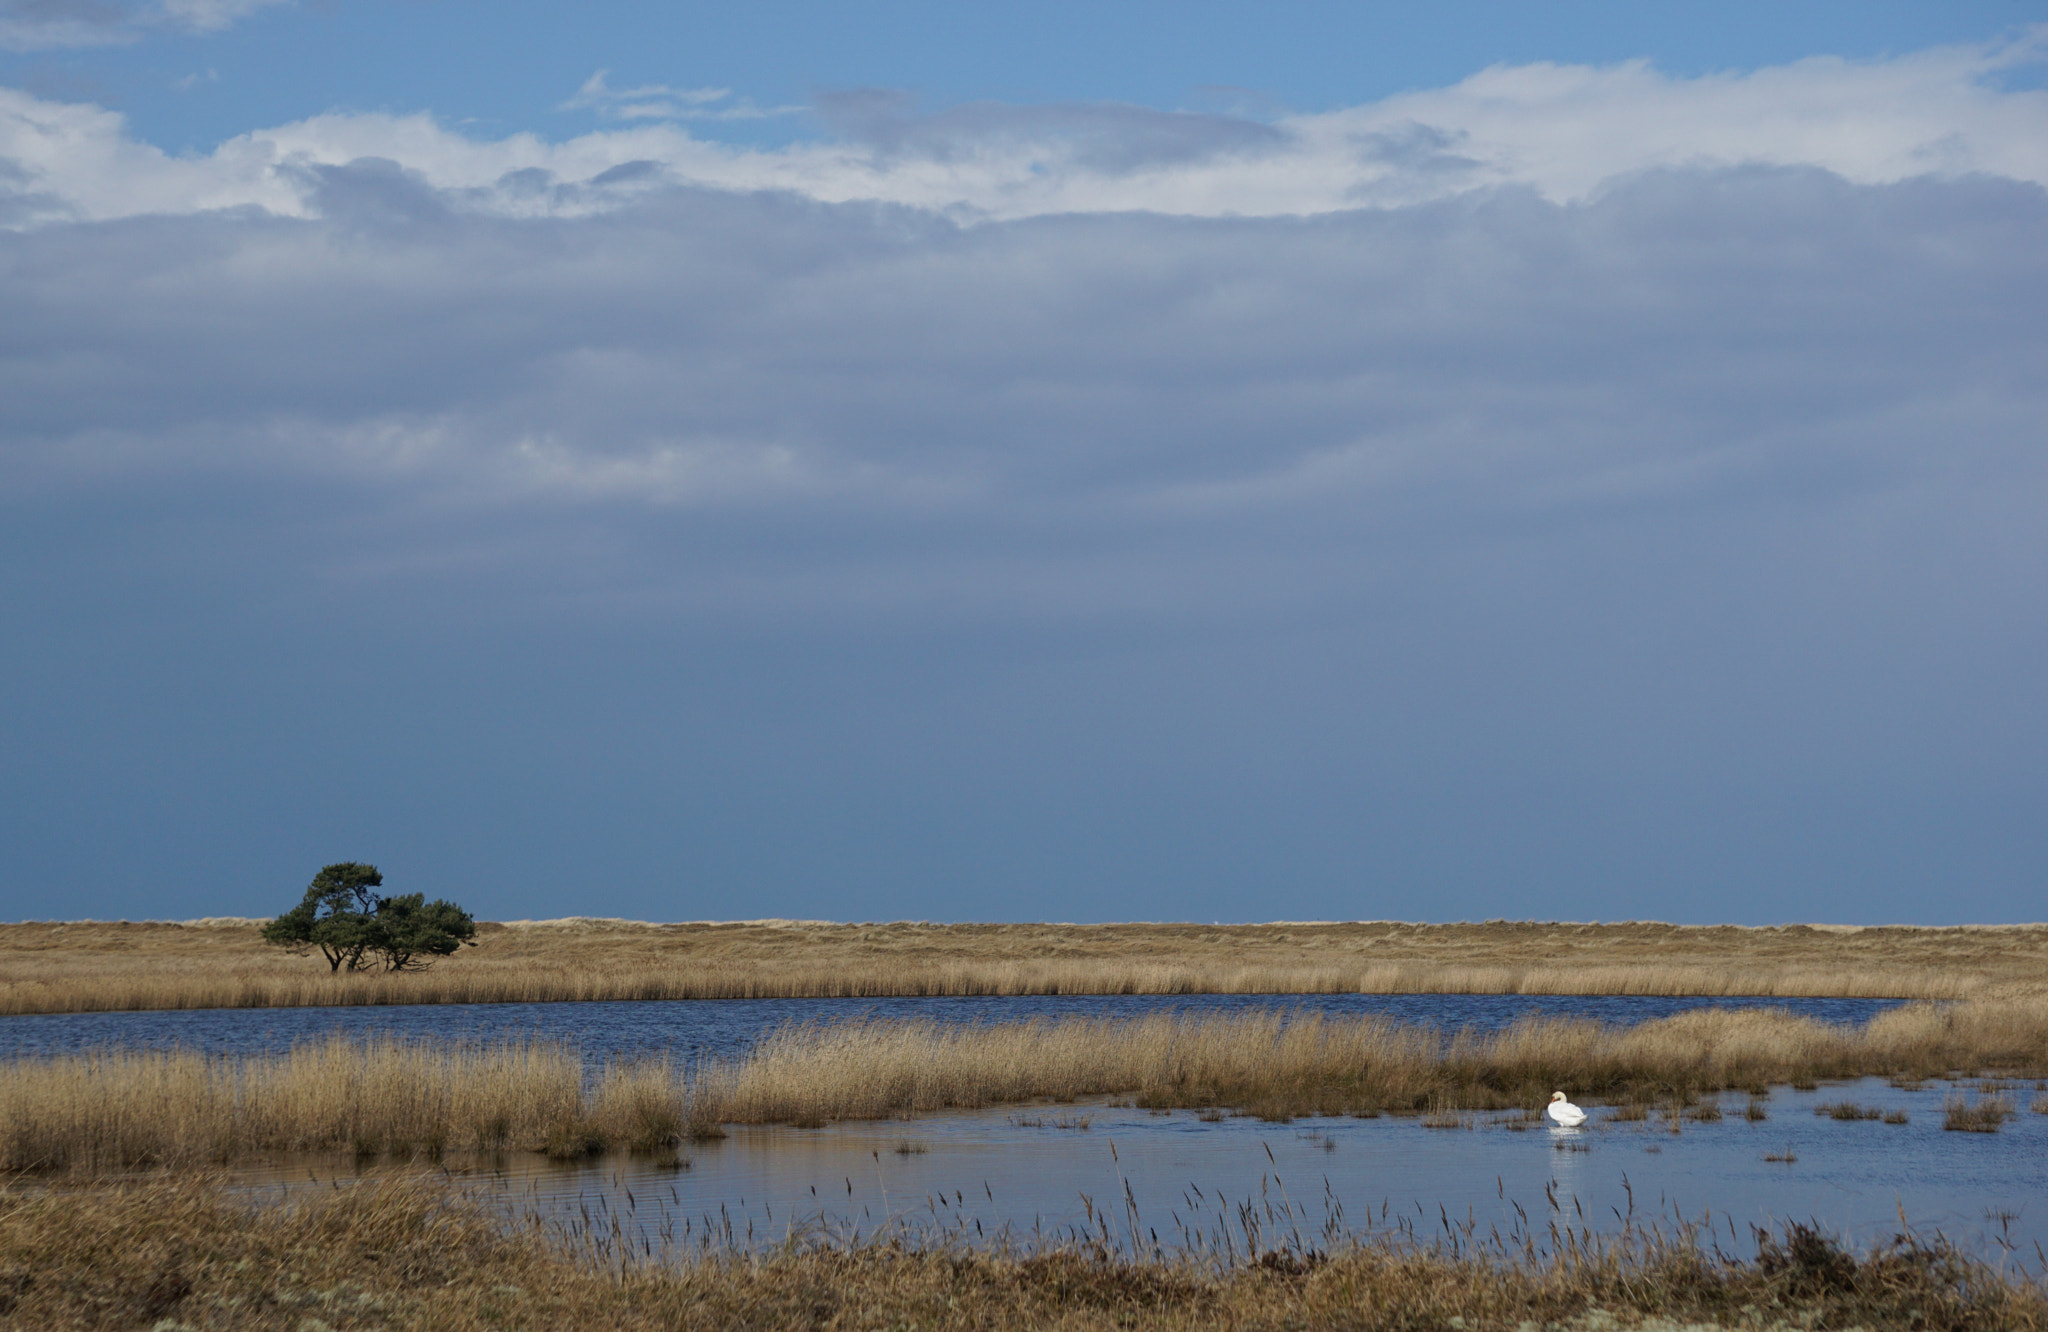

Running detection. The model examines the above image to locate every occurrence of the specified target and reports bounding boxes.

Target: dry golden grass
[5,917,2047,1015]
[698,998,2048,1125]
[1,1173,2042,1331]
[9,1000,2048,1172]
[0,1037,643,1174]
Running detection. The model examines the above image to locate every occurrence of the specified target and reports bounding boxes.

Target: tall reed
[9,999,2048,1173]
[690,999,2048,1125]
[0,1036,596,1173]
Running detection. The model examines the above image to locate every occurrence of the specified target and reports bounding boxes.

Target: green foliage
[371,892,478,971]
[261,862,476,973]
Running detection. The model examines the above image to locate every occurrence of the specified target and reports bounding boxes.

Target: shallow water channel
[11,993,2045,1265]
[235,1077,2048,1266]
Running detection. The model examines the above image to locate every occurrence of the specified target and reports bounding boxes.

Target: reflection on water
[236,1077,2048,1264]
[0,992,1905,1067]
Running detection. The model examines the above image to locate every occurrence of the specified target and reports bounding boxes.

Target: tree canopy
[261,862,477,972]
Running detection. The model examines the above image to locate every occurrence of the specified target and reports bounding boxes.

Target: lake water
[13,993,2043,1265]
[0,991,1902,1066]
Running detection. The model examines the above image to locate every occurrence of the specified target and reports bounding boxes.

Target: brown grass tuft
[1943,1092,2014,1133]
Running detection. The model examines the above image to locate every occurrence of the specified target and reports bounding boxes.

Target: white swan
[1546,1091,1588,1127]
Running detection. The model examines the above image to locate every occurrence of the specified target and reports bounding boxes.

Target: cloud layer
[5,32,2045,554]
[7,157,2043,599]
[5,29,2046,225]
[3,36,2045,919]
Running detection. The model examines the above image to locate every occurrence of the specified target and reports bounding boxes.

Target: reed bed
[9,999,2048,1173]
[8,918,2045,1016]
[0,1036,615,1173]
[695,998,2048,1125]
[0,957,1987,1015]
[2,1172,2043,1331]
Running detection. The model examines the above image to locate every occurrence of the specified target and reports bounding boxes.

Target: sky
[2,3,2045,926]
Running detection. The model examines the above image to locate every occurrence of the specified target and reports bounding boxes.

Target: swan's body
[1546,1091,1588,1127]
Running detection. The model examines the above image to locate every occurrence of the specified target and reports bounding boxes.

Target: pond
[235,1076,2048,1265]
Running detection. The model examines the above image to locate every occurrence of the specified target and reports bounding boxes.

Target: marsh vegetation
[7,918,2045,1016]
[1942,1092,2015,1133]
[7,990,2048,1329]
[685,998,2048,1129]
[8,999,2048,1173]
[1,1173,2043,1331]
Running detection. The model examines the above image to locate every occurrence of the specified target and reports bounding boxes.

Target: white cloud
[5,28,2045,225]
[155,0,284,32]
[559,68,799,124]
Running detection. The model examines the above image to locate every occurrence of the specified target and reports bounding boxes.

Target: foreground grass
[1,1174,2042,1331]
[7,918,2047,1016]
[8,1000,2048,1172]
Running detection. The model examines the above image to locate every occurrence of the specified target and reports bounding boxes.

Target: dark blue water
[0,992,1903,1068]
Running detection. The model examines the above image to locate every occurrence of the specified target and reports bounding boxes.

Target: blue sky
[3,3,2045,924]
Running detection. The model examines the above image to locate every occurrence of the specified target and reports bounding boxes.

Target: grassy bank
[8,1001,2048,1172]
[1,1173,2042,1331]
[6,918,2047,1015]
